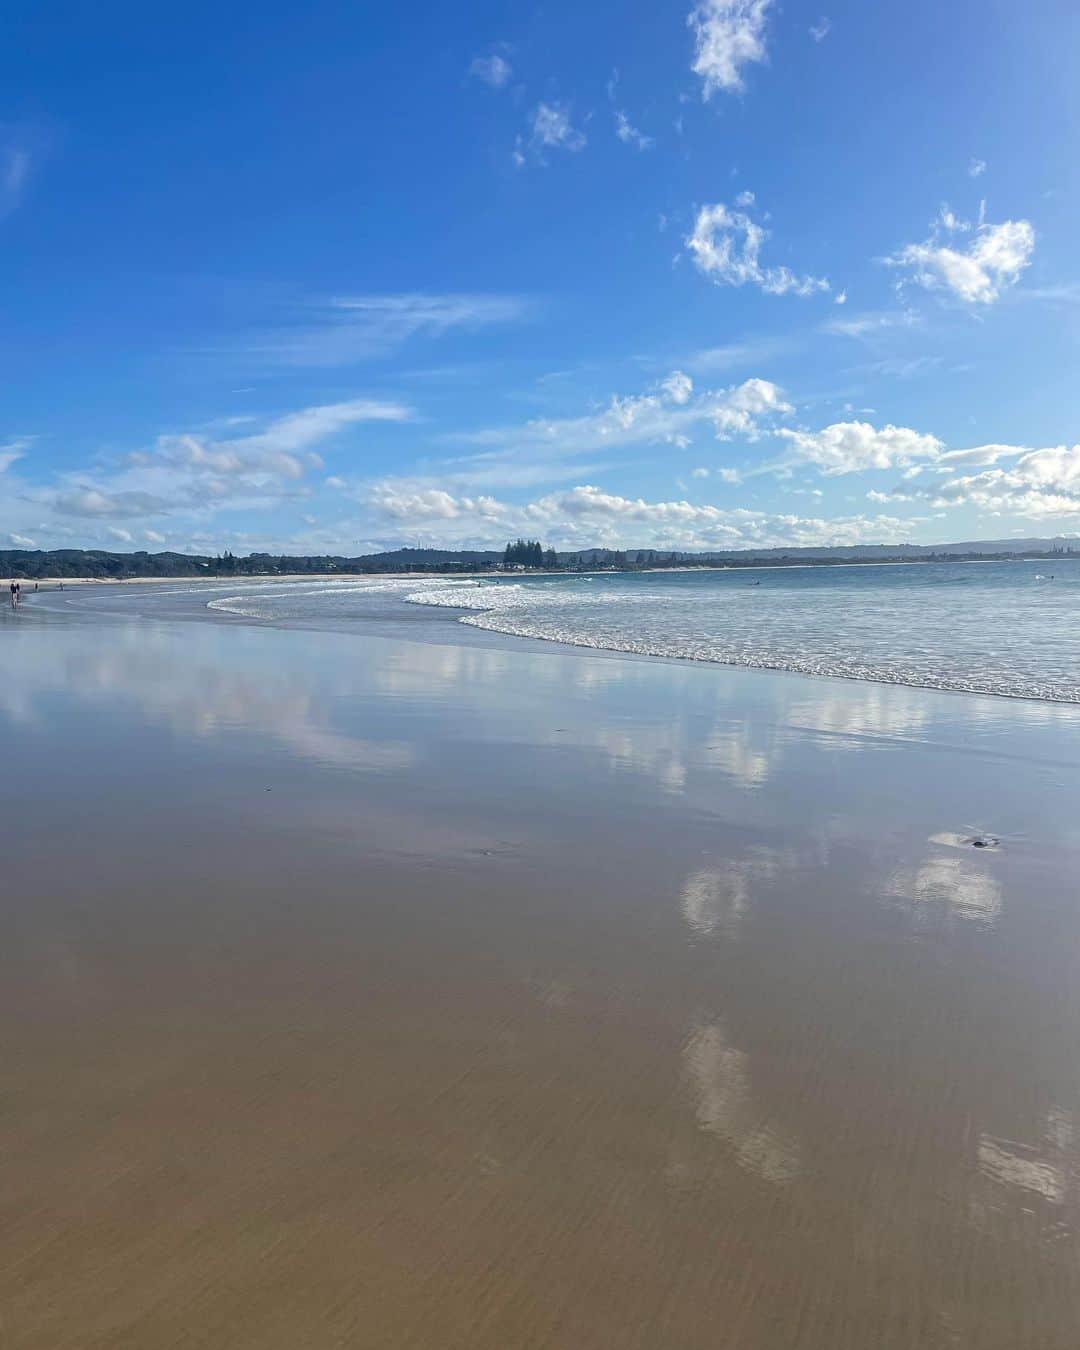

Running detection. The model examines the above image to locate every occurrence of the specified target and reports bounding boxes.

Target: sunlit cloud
[779,420,943,475]
[688,0,773,99]
[887,208,1034,304]
[686,200,830,297]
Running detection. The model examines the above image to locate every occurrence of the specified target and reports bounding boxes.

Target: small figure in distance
[9,581,16,609]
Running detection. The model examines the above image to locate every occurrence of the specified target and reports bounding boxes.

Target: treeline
[503,539,559,569]
[3,544,1078,581]
[0,548,499,580]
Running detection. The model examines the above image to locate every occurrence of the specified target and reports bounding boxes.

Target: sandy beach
[2,584,1079,1348]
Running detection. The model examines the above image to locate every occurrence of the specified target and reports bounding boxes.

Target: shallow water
[2,594,1080,1347]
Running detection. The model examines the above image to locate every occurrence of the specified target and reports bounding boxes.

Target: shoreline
[13,572,1080,710]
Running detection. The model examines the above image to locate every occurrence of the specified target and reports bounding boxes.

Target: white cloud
[691,467,711,478]
[0,438,31,472]
[367,485,508,523]
[9,533,36,548]
[661,370,694,404]
[718,467,742,483]
[107,526,134,543]
[614,110,654,150]
[143,529,166,544]
[52,488,174,520]
[331,375,791,521]
[915,445,1080,518]
[38,399,411,525]
[779,420,944,475]
[688,0,772,99]
[144,398,407,488]
[223,398,407,457]
[809,17,831,41]
[937,443,1028,468]
[686,200,830,297]
[469,53,512,88]
[969,157,987,178]
[452,374,791,477]
[525,103,587,162]
[363,478,921,552]
[888,212,1035,304]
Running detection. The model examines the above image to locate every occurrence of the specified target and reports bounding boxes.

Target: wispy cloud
[686,335,799,371]
[809,17,831,42]
[688,0,773,99]
[822,308,918,338]
[244,292,531,367]
[0,438,31,473]
[0,127,40,221]
[1014,282,1080,304]
[38,399,411,524]
[615,111,654,150]
[333,374,792,509]
[469,52,512,88]
[969,157,987,178]
[453,373,792,460]
[686,199,831,297]
[515,103,587,166]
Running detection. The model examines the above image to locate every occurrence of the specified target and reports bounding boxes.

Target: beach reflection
[1,626,418,774]
[888,849,1003,926]
[788,683,933,743]
[679,848,789,939]
[682,1023,802,1184]
[700,726,774,788]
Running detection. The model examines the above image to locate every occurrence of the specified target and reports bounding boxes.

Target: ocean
[196,559,1080,704]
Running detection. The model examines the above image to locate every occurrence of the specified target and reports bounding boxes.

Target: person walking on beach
[9,581,18,609]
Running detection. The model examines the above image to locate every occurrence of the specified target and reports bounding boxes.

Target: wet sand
[2,595,1080,1348]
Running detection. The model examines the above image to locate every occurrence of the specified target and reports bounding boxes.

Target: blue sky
[2,0,1079,554]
